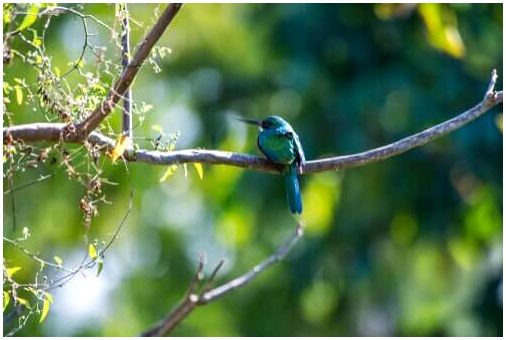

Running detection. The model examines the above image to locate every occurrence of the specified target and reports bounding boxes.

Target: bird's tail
[284,164,302,214]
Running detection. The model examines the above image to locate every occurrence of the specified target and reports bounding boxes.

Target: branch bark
[141,223,304,337]
[4,70,502,175]
[120,3,133,139]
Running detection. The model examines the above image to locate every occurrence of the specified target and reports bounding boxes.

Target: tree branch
[141,222,304,337]
[120,3,133,139]
[4,70,502,175]
[6,4,182,142]
[74,3,181,139]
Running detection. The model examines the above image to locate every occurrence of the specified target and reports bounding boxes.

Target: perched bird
[238,115,305,214]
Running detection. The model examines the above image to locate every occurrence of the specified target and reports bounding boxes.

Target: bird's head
[237,115,289,130]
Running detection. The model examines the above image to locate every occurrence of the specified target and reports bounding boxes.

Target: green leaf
[14,86,23,105]
[17,4,40,32]
[96,258,104,277]
[110,135,131,163]
[53,256,63,267]
[39,293,53,323]
[159,165,178,182]
[4,5,12,24]
[88,243,98,260]
[194,163,204,180]
[6,266,22,278]
[183,163,188,179]
[3,292,10,311]
[15,296,31,309]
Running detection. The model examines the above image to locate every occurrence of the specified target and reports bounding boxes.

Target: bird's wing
[277,126,304,166]
[292,132,305,166]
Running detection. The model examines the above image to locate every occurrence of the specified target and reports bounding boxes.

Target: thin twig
[201,259,226,294]
[3,174,53,195]
[187,253,206,296]
[4,70,502,174]
[3,237,75,273]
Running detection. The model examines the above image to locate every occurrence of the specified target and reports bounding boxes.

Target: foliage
[3,3,502,336]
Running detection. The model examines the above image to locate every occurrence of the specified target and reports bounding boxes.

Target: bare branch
[120,3,133,139]
[201,259,226,294]
[4,71,502,175]
[141,223,304,336]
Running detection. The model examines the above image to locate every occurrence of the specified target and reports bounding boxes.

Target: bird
[238,115,305,214]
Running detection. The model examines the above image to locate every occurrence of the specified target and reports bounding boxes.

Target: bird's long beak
[236,117,262,126]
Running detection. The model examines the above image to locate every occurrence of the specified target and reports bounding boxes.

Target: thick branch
[75,3,181,139]
[142,223,304,337]
[4,71,502,174]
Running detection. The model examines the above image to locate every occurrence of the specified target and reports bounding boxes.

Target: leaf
[96,258,104,277]
[3,292,10,311]
[88,243,98,260]
[194,163,204,180]
[4,6,12,24]
[39,293,53,323]
[53,256,63,267]
[110,135,131,163]
[6,266,22,278]
[159,165,178,182]
[14,86,23,105]
[15,297,31,309]
[183,163,188,179]
[418,4,465,59]
[151,124,164,136]
[17,4,40,32]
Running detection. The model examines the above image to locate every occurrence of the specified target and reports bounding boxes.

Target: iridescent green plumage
[239,115,305,214]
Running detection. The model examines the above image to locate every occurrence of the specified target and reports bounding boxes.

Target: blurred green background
[3,3,502,336]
